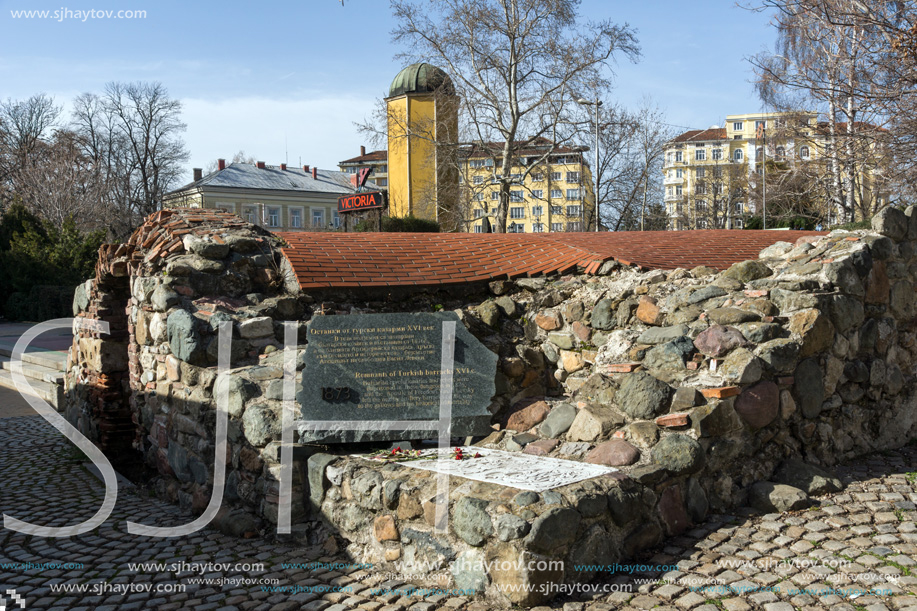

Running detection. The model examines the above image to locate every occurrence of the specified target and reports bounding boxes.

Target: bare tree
[72,82,189,237]
[391,0,639,232]
[0,94,62,212]
[205,150,257,174]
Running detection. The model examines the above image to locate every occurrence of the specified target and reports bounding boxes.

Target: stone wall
[65,207,917,605]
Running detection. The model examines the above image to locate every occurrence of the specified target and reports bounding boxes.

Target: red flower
[391,446,402,455]
[474,453,482,458]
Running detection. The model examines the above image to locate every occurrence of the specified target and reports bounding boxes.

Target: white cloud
[180,94,382,182]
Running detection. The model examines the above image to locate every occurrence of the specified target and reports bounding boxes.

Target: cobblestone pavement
[2,414,916,611]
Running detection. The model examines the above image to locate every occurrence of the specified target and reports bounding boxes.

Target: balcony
[664,193,682,202]
[664,176,683,185]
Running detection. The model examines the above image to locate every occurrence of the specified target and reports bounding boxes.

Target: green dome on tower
[388,63,454,97]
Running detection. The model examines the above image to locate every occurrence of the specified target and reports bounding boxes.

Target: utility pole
[757,121,767,229]
[577,97,602,231]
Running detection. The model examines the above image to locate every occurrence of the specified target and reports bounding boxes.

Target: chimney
[312,167,317,179]
[281,163,287,171]
[303,165,310,173]
[217,158,226,171]
[193,168,203,181]
[360,145,366,156]
[256,161,266,169]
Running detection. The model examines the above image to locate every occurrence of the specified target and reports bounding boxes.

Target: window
[531,189,544,199]
[532,173,544,181]
[566,171,580,183]
[551,205,562,215]
[667,186,673,196]
[695,167,705,178]
[510,191,524,202]
[734,202,744,214]
[676,202,683,214]
[508,222,525,233]
[550,189,563,199]
[695,200,707,212]
[311,208,325,228]
[756,147,763,160]
[491,191,499,200]
[332,211,341,228]
[469,159,486,168]
[733,135,743,140]
[551,222,563,232]
[290,208,303,228]
[675,185,683,196]
[242,205,257,224]
[695,181,706,195]
[510,207,525,219]
[713,183,723,195]
[734,219,744,229]
[567,221,583,231]
[531,205,543,217]
[550,172,561,181]
[566,189,581,200]
[666,152,673,163]
[532,223,545,233]
[510,173,522,182]
[799,145,810,159]
[775,146,785,161]
[734,149,743,162]
[474,193,485,201]
[215,202,235,213]
[474,208,485,218]
[566,205,581,216]
[733,121,743,131]
[376,178,387,187]
[473,175,483,184]
[474,224,485,233]
[755,120,766,131]
[698,219,708,229]
[675,168,683,179]
[712,149,723,160]
[379,165,387,173]
[675,151,683,162]
[267,208,280,227]
[695,148,706,161]
[713,167,723,178]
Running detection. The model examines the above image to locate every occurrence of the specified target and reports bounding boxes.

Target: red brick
[700,386,741,399]
[655,413,690,427]
[604,362,642,373]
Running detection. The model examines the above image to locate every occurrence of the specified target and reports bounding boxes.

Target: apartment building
[663,111,833,230]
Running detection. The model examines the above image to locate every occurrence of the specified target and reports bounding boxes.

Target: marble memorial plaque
[297,312,497,443]
[391,447,619,492]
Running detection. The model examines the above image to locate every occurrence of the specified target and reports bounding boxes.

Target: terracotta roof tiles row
[278,230,823,290]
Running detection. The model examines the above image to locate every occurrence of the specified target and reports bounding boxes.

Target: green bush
[836,219,872,230]
[354,214,440,233]
[0,203,105,321]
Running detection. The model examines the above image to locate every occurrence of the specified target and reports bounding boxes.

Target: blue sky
[0,0,778,183]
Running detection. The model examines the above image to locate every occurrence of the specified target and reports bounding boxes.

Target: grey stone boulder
[637,325,689,345]
[524,507,580,553]
[733,322,782,344]
[707,308,761,326]
[685,286,727,305]
[241,402,279,447]
[607,487,644,526]
[748,482,811,512]
[794,358,825,418]
[734,380,779,429]
[824,258,865,298]
[617,372,672,420]
[721,348,763,384]
[453,497,493,546]
[167,309,205,364]
[651,433,704,475]
[872,206,908,241]
[538,402,577,438]
[643,336,695,371]
[151,286,180,312]
[723,260,773,283]
[591,298,616,330]
[476,301,501,327]
[755,338,801,373]
[567,405,625,441]
[496,514,530,541]
[184,234,231,259]
[774,458,843,496]
[214,372,259,418]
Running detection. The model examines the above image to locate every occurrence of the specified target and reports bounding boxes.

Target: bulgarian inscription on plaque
[297,312,497,443]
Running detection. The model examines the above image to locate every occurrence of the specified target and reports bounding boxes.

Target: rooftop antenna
[285,136,288,165]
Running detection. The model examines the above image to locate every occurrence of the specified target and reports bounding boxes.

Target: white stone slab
[388,446,618,492]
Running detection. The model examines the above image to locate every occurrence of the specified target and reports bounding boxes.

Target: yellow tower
[385,63,459,228]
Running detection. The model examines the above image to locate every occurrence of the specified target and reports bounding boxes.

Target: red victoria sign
[338,191,386,213]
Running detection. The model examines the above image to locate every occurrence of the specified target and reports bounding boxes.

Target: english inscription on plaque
[297,312,497,443]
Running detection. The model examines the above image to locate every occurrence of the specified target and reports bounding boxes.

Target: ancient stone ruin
[65,206,917,605]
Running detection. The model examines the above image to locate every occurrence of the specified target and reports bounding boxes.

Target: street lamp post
[577,97,602,231]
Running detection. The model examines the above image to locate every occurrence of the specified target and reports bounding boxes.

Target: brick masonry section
[278,230,824,290]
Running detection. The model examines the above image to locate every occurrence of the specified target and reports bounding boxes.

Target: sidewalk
[1,405,916,610]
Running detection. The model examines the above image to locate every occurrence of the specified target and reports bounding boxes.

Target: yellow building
[461,139,595,233]
[663,111,887,230]
[384,63,459,227]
